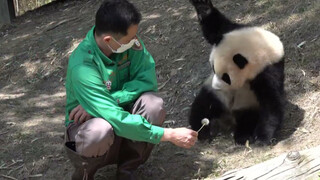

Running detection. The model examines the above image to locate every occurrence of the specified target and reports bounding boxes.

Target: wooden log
[215,145,320,180]
[0,0,15,24]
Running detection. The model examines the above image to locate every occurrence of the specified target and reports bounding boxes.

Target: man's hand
[69,105,93,124]
[161,128,198,149]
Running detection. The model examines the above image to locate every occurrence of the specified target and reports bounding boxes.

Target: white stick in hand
[197,118,210,133]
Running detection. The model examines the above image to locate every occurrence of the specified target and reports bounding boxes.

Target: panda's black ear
[190,0,244,45]
[233,54,248,69]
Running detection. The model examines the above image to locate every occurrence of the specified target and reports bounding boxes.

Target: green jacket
[65,27,164,144]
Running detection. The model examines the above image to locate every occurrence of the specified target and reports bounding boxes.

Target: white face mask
[107,37,137,53]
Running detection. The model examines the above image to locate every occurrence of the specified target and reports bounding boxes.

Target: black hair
[95,0,141,36]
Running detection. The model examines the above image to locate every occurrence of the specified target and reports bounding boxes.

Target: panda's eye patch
[222,73,231,85]
[233,54,248,69]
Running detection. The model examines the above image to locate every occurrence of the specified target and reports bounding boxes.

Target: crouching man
[64,0,198,179]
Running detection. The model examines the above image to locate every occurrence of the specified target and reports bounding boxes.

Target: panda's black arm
[189,0,244,45]
[189,85,226,139]
[250,61,285,144]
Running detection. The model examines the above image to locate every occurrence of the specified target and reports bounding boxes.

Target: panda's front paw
[234,133,254,145]
[234,127,255,145]
[254,135,277,146]
[253,126,277,146]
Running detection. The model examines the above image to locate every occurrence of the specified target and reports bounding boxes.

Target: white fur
[214,83,259,110]
[206,75,259,110]
[212,74,230,90]
[209,27,284,89]
[232,82,259,110]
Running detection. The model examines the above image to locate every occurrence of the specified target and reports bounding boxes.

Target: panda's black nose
[222,73,231,85]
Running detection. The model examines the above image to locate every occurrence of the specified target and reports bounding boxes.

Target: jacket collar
[86,26,114,65]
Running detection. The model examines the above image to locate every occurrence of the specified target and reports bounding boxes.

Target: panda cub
[188,0,285,145]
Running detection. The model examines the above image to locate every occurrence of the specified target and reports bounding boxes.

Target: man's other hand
[69,105,93,124]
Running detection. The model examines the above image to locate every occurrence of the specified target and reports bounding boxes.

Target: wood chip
[297,41,307,48]
[173,58,185,62]
[158,78,171,90]
[31,138,42,143]
[159,167,166,172]
[28,174,43,178]
[0,174,18,180]
[0,131,9,136]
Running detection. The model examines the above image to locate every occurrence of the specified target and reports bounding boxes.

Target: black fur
[233,54,248,69]
[189,84,231,140]
[189,0,245,45]
[221,73,231,85]
[249,60,285,144]
[189,61,284,145]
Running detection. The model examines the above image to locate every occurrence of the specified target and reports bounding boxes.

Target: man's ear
[103,35,112,43]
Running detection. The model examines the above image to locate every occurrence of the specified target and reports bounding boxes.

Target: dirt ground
[0,0,319,179]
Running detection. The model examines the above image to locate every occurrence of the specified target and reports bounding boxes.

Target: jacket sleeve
[70,64,164,144]
[111,44,158,107]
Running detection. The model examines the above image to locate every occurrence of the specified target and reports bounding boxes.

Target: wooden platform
[215,145,320,180]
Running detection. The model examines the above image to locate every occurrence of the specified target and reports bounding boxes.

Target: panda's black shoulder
[250,59,285,94]
[195,84,215,100]
[193,75,223,104]
[254,60,284,83]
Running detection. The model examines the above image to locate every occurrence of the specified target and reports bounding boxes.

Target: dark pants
[64,92,166,180]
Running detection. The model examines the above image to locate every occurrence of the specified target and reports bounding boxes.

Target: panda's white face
[209,27,284,90]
